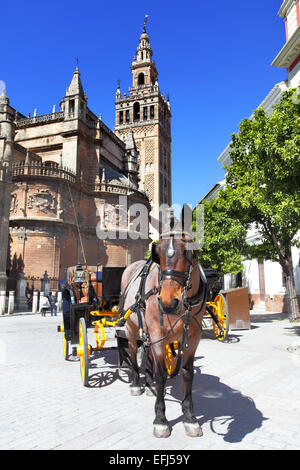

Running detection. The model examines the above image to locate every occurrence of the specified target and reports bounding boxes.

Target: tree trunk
[283,253,300,322]
[264,224,299,322]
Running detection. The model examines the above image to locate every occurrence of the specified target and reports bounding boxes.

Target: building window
[143,106,148,120]
[138,73,145,85]
[119,111,123,124]
[69,99,75,114]
[126,110,130,122]
[133,102,140,121]
[150,105,154,119]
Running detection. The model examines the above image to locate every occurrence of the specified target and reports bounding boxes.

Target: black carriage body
[102,267,125,299]
[203,268,222,301]
[66,266,125,344]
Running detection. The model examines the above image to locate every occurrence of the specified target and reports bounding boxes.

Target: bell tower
[114,16,172,240]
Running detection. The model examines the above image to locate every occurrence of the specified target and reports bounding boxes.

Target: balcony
[11,161,147,198]
[12,161,77,183]
[16,112,65,128]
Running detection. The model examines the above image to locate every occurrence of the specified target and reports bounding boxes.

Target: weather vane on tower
[143,14,148,32]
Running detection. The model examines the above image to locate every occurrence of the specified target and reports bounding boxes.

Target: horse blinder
[184,249,195,264]
[151,242,160,266]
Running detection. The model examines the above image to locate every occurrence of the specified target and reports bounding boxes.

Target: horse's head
[153,234,197,315]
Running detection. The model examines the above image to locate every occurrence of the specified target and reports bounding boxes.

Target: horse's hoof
[183,421,203,437]
[153,424,171,438]
[130,386,142,396]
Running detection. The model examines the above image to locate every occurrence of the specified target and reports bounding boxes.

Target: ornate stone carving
[10,193,18,213]
[144,173,154,201]
[27,189,57,214]
[145,139,154,164]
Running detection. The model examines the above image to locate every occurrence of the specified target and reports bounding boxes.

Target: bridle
[156,232,207,319]
[118,232,207,363]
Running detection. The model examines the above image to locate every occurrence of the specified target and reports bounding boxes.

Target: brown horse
[120,223,207,438]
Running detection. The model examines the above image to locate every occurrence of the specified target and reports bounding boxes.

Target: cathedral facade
[0,20,171,293]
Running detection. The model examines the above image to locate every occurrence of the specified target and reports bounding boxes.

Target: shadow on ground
[166,366,267,443]
[250,312,289,323]
[77,336,266,443]
[84,348,131,388]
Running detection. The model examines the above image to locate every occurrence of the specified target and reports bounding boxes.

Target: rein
[158,260,207,314]
[119,237,207,355]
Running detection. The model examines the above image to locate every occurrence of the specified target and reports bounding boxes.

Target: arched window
[137,73,145,86]
[133,102,140,121]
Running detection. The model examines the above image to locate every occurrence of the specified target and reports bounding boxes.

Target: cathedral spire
[61,66,87,121]
[130,15,158,87]
[114,19,172,240]
[66,66,85,98]
[0,87,9,105]
[135,16,153,66]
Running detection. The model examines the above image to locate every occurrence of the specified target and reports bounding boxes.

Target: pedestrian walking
[27,293,33,311]
[49,293,57,316]
[40,295,50,316]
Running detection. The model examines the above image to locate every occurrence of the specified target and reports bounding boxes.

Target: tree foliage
[196,88,300,319]
[194,195,248,275]
[225,89,300,267]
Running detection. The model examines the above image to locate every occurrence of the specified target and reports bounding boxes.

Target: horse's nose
[159,297,180,314]
[170,298,179,311]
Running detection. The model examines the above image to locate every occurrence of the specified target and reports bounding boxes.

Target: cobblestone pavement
[0,310,300,451]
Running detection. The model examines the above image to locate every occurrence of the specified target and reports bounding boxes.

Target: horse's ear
[151,242,160,265]
[181,204,193,235]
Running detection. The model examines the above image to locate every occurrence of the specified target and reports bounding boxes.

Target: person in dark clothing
[62,288,72,341]
[49,293,57,316]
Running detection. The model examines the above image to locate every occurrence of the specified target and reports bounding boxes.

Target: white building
[201,1,300,312]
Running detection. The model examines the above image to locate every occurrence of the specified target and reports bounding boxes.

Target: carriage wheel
[63,331,69,360]
[212,293,229,342]
[62,317,70,360]
[165,342,181,378]
[79,317,89,386]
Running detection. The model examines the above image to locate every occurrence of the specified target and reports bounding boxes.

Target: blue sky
[1,0,286,208]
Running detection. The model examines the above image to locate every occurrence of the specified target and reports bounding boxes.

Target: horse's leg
[152,349,170,438]
[181,350,203,437]
[126,323,142,396]
[144,349,156,396]
[128,340,142,396]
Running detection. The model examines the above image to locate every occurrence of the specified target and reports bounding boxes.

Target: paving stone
[0,311,300,450]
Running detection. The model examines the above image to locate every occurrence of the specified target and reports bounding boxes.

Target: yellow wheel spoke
[212,294,229,342]
[165,342,181,377]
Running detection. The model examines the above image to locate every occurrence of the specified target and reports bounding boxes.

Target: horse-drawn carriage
[57,205,232,438]
[57,263,127,386]
[57,261,229,386]
[203,268,229,342]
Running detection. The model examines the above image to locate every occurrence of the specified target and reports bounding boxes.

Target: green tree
[223,88,300,321]
[194,195,248,276]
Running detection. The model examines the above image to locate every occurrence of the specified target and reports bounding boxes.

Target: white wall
[288,61,300,87]
[264,260,285,299]
[286,1,298,38]
[292,244,300,294]
[242,259,260,295]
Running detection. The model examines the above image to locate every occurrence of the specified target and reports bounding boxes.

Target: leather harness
[119,241,207,353]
